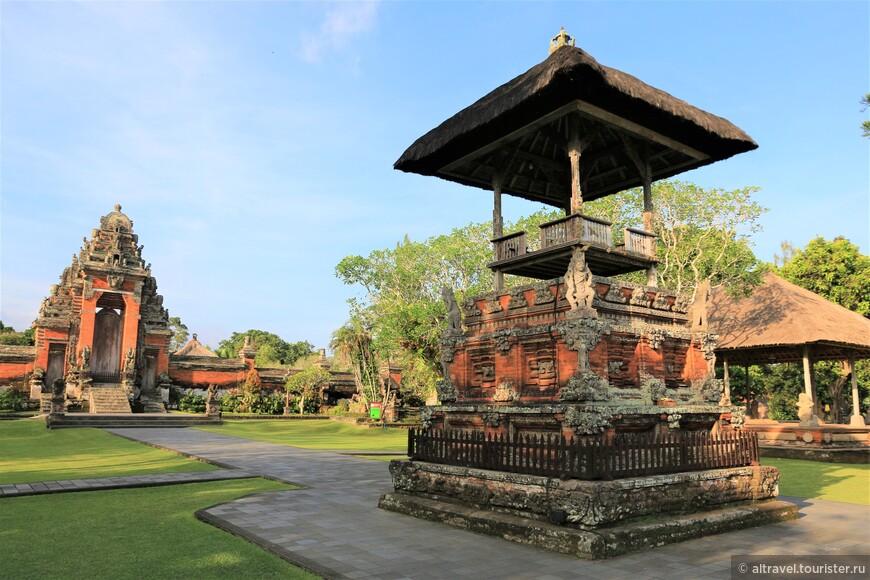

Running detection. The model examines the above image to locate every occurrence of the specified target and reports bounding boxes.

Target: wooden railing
[539,214,613,249]
[408,429,758,480]
[623,227,656,257]
[492,231,527,261]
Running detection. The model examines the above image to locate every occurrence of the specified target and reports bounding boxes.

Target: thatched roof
[709,273,870,364]
[395,45,757,208]
[173,334,217,357]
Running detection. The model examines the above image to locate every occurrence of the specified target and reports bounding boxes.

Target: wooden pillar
[568,141,582,215]
[745,364,752,417]
[802,346,821,422]
[848,354,866,426]
[641,173,653,233]
[492,175,504,292]
[723,356,731,403]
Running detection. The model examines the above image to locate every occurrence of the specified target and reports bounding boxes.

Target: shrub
[0,388,30,412]
[177,392,206,413]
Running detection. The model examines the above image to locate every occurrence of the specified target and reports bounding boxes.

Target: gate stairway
[89,384,132,414]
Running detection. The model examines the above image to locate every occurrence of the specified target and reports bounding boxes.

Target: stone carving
[79,345,91,373]
[562,407,612,435]
[440,331,463,364]
[672,294,691,313]
[507,288,528,309]
[691,376,723,404]
[50,379,66,415]
[206,384,220,416]
[493,329,513,354]
[640,374,667,405]
[604,285,628,304]
[441,286,462,332]
[123,348,136,375]
[607,361,623,375]
[534,287,555,305]
[475,363,496,383]
[157,372,172,389]
[30,366,46,394]
[436,378,458,404]
[730,406,747,429]
[419,407,435,429]
[667,413,682,429]
[492,380,519,403]
[107,274,123,289]
[564,250,596,315]
[652,293,673,311]
[559,371,609,402]
[83,276,95,300]
[461,297,481,318]
[646,329,664,351]
[701,334,718,361]
[482,411,502,428]
[560,317,608,371]
[687,280,711,332]
[483,299,503,314]
[529,356,557,386]
[629,287,650,307]
[797,393,819,426]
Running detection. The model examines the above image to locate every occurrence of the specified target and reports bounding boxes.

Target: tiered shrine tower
[33,205,171,413]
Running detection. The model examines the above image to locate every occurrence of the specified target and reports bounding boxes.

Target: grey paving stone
[104,427,870,580]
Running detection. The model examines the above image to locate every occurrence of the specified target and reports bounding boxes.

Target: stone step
[89,387,132,414]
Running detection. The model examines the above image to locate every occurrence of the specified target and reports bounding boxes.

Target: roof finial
[114,203,122,212]
[549,26,575,55]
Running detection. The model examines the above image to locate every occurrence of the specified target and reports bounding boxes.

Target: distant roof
[710,273,870,364]
[173,334,217,357]
[395,44,757,208]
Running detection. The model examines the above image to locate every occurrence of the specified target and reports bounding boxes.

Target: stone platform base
[379,491,796,559]
[760,445,870,464]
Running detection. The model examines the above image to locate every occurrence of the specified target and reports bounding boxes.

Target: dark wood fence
[91,371,121,384]
[407,428,759,480]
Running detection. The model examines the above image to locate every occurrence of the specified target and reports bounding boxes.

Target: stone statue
[206,384,220,416]
[441,286,462,332]
[123,348,136,374]
[797,393,819,426]
[564,250,596,316]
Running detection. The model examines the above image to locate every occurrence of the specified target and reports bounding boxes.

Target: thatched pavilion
[710,273,870,427]
[396,27,757,288]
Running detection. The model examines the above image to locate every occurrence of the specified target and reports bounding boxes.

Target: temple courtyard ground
[2,423,867,578]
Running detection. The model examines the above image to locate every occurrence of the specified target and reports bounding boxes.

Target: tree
[0,322,34,346]
[861,93,870,138]
[167,316,189,352]
[776,236,870,317]
[330,318,382,405]
[241,368,262,412]
[586,180,767,294]
[285,365,329,414]
[215,330,314,368]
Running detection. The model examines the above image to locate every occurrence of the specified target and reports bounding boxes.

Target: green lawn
[0,479,317,579]
[195,419,408,451]
[765,458,870,505]
[0,419,216,484]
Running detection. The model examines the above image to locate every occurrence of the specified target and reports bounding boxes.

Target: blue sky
[2,1,868,352]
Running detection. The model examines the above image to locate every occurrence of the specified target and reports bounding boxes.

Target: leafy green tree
[285,365,329,414]
[167,316,189,352]
[776,236,870,317]
[215,330,314,368]
[0,322,35,346]
[586,180,767,294]
[241,369,262,412]
[330,319,382,405]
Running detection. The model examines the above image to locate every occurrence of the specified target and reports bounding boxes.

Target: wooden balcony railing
[492,215,655,265]
[492,231,527,261]
[623,227,657,257]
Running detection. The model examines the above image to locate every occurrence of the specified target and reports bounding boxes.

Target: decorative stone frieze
[436,378,458,403]
[640,374,667,405]
[492,380,520,403]
[562,407,612,435]
[559,371,609,402]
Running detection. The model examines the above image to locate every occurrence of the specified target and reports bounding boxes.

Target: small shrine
[31,205,172,413]
[380,30,797,558]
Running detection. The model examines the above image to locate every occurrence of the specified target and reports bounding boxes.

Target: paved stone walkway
[106,428,870,580]
[0,468,255,498]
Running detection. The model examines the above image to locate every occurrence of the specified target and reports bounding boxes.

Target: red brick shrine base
[379,460,797,559]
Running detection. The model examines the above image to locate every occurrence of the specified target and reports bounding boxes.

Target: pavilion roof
[173,334,217,357]
[709,273,870,363]
[395,45,757,208]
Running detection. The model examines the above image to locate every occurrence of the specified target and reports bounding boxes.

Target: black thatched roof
[395,45,757,207]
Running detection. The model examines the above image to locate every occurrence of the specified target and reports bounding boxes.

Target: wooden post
[723,356,731,403]
[492,175,504,292]
[568,141,582,215]
[745,364,752,418]
[642,176,653,233]
[802,346,821,423]
[848,354,866,426]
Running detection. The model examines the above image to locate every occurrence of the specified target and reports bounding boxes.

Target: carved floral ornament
[562,407,612,435]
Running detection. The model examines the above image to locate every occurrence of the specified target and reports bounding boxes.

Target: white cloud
[299,1,380,64]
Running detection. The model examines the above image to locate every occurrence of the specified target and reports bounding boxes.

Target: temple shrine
[380,29,797,558]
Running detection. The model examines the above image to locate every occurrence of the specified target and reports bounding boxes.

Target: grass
[0,479,317,579]
[765,457,870,505]
[0,419,216,484]
[195,419,408,451]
